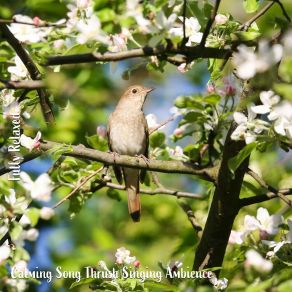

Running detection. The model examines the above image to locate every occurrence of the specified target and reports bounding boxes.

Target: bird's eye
[132,88,137,94]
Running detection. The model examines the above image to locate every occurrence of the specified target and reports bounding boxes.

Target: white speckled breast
[109,110,147,156]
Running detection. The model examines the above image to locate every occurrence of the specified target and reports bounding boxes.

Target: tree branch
[200,0,222,47]
[247,169,292,207]
[0,18,66,27]
[239,2,275,31]
[106,182,204,199]
[178,200,203,232]
[0,24,54,124]
[181,0,188,48]
[0,79,45,90]
[45,46,231,66]
[149,115,175,135]
[0,153,39,176]
[39,140,218,182]
[53,166,104,208]
[273,0,291,22]
[193,83,251,274]
[240,188,292,207]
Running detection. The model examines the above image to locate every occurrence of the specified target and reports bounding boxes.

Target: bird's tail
[123,168,141,222]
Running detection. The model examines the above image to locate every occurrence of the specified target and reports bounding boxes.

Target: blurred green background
[0,0,291,291]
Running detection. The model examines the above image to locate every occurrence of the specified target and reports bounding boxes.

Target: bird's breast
[109,111,147,156]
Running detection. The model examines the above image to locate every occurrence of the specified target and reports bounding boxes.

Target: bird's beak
[144,87,155,93]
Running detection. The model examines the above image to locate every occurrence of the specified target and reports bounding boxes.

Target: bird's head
[119,85,154,110]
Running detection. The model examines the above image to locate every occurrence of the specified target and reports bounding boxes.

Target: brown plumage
[108,85,153,222]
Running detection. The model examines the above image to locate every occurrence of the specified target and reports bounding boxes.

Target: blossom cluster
[229,207,291,273]
[231,90,292,144]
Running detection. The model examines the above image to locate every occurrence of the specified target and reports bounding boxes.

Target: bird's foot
[108,151,120,163]
[135,154,150,166]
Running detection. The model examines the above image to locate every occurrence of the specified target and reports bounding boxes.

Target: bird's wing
[107,116,123,185]
[140,114,149,184]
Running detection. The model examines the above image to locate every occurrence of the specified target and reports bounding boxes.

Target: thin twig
[181,0,188,48]
[106,182,204,199]
[0,153,39,176]
[247,169,292,207]
[149,115,175,135]
[239,2,275,31]
[0,79,45,90]
[0,24,54,124]
[200,0,222,47]
[178,200,202,231]
[273,0,291,22]
[53,167,104,208]
[240,188,292,207]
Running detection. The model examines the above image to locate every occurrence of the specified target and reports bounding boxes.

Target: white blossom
[4,189,28,213]
[166,146,187,160]
[115,247,136,265]
[245,250,273,272]
[232,41,283,80]
[177,62,194,73]
[6,279,27,292]
[40,207,55,220]
[215,14,228,25]
[126,0,151,33]
[19,214,31,226]
[170,16,203,46]
[9,15,50,43]
[169,106,187,117]
[146,113,163,130]
[210,274,228,290]
[20,131,41,151]
[268,101,292,139]
[263,219,292,257]
[8,55,29,81]
[244,207,283,235]
[229,230,245,245]
[231,107,268,144]
[152,11,177,33]
[96,125,107,139]
[108,32,128,53]
[24,228,39,241]
[20,172,54,202]
[0,245,11,263]
[251,91,280,114]
[12,260,29,276]
[76,15,109,45]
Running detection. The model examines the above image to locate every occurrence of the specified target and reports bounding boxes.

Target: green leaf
[243,0,260,13]
[232,31,261,41]
[64,44,92,55]
[278,58,292,83]
[204,94,221,104]
[47,144,73,161]
[274,83,292,100]
[10,222,23,241]
[86,135,108,151]
[228,142,256,175]
[70,277,97,289]
[106,189,121,201]
[97,8,116,22]
[144,281,177,291]
[174,96,204,109]
[150,132,165,148]
[26,208,40,227]
[184,111,203,122]
[184,144,201,161]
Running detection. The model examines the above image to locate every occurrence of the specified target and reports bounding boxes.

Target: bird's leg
[135,154,150,166]
[101,166,112,182]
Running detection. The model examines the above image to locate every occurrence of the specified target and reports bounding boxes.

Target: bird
[108,85,153,222]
